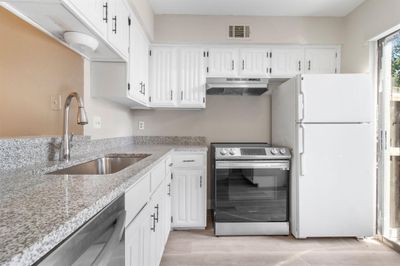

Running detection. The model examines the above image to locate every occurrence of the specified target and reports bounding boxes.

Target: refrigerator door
[297,74,373,123]
[295,123,375,238]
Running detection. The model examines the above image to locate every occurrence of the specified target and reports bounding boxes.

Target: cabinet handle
[102,3,108,23]
[168,184,171,196]
[139,82,143,94]
[150,213,156,232]
[242,59,245,70]
[169,163,173,167]
[231,60,234,70]
[170,90,173,100]
[308,60,311,71]
[112,16,117,34]
[154,204,159,223]
[181,91,183,100]
[298,61,301,71]
[200,176,202,188]
[182,160,195,163]
[143,83,146,95]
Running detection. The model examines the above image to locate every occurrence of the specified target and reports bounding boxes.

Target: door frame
[376,30,400,250]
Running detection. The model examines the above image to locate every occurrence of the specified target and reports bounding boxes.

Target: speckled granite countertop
[0,143,207,266]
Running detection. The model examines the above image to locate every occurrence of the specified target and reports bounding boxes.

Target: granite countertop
[0,143,207,266]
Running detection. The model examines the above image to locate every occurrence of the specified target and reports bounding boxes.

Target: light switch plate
[51,95,61,111]
[93,116,102,129]
[138,121,145,130]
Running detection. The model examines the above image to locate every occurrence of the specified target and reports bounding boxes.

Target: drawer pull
[182,160,195,163]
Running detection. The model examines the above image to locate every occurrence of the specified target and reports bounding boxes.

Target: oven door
[215,161,289,223]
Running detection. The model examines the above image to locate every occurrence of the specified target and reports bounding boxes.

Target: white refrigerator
[272,74,375,239]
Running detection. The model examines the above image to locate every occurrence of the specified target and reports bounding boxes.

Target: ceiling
[149,0,365,17]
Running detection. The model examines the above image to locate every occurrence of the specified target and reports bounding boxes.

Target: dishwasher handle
[92,210,126,266]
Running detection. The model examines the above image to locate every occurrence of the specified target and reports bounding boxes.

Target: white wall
[83,60,135,139]
[342,0,400,73]
[155,15,344,44]
[131,95,271,144]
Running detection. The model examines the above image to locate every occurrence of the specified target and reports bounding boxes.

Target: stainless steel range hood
[206,78,269,96]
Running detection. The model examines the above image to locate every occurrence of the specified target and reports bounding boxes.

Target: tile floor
[160,223,400,266]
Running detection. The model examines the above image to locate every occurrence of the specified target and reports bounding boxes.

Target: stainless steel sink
[47,154,151,175]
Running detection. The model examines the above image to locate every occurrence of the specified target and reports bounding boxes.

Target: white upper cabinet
[107,0,130,58]
[207,48,239,77]
[304,47,339,74]
[149,47,178,107]
[270,47,304,76]
[129,16,149,105]
[239,48,270,77]
[178,47,207,108]
[69,0,108,37]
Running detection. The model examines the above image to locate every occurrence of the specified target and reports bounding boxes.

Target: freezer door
[295,123,375,238]
[297,74,373,123]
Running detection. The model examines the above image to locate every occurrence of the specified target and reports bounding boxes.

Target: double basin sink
[48,154,151,175]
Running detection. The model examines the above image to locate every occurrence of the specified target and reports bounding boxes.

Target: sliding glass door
[378,31,400,250]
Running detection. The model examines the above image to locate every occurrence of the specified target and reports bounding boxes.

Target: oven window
[215,167,289,223]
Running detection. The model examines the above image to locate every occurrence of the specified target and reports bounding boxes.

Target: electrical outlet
[93,116,102,129]
[138,121,145,130]
[51,95,61,111]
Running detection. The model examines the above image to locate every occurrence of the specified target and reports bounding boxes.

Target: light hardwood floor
[161,224,400,266]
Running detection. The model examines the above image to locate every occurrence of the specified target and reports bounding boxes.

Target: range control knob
[270,148,278,155]
[280,148,286,155]
[220,149,228,155]
[229,149,236,155]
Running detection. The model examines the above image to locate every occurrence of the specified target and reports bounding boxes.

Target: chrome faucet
[60,92,88,161]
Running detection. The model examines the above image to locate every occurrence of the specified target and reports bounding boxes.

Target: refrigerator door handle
[298,91,305,122]
[299,125,305,176]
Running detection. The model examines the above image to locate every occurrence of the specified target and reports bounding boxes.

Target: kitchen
[1,0,400,265]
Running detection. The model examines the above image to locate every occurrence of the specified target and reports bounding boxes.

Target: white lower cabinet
[171,152,207,229]
[125,152,206,265]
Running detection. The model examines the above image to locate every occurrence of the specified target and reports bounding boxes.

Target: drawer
[151,160,166,193]
[173,153,204,168]
[125,173,150,225]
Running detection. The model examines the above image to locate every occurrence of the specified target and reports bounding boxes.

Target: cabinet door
[270,47,304,76]
[239,48,269,77]
[207,48,239,77]
[90,0,108,37]
[149,185,166,266]
[178,48,207,108]
[125,206,151,266]
[129,18,149,104]
[304,48,338,74]
[171,169,205,228]
[107,0,130,58]
[149,47,177,107]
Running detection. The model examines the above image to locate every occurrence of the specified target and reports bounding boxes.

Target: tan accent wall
[0,7,83,138]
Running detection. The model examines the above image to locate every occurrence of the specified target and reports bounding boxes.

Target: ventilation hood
[206,78,269,96]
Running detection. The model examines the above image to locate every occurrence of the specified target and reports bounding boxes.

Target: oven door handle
[216,161,290,170]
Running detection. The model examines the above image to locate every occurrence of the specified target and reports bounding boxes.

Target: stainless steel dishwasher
[36,195,125,266]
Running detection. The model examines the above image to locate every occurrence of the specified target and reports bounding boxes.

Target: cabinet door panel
[107,0,129,58]
[179,48,206,107]
[149,47,177,107]
[270,48,304,76]
[207,48,238,77]
[125,206,151,266]
[171,169,205,227]
[305,48,338,74]
[239,48,269,77]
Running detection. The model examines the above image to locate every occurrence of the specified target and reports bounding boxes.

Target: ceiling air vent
[228,25,250,39]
